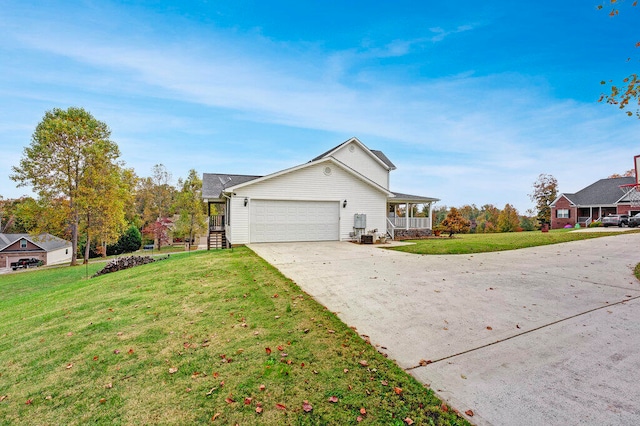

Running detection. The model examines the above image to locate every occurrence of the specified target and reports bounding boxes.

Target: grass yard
[0,248,467,426]
[390,229,640,255]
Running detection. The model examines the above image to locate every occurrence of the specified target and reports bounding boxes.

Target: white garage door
[250,200,340,243]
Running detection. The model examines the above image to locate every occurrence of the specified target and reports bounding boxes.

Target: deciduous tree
[438,207,470,237]
[529,174,558,226]
[173,169,206,248]
[497,204,520,232]
[11,107,122,265]
[597,1,639,118]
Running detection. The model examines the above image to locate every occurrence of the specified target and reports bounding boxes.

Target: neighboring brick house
[550,176,638,229]
[0,233,72,269]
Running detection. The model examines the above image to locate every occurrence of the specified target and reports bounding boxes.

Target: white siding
[229,161,387,244]
[330,141,389,189]
[46,246,72,265]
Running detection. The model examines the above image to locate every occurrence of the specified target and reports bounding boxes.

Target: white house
[202,137,438,247]
[0,233,73,268]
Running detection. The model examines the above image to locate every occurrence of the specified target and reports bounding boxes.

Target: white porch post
[406,203,410,230]
[428,202,433,229]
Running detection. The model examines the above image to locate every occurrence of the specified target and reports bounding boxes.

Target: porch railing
[386,218,395,240]
[209,215,225,232]
[387,217,430,229]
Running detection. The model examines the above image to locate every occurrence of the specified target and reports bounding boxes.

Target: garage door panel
[250,200,339,243]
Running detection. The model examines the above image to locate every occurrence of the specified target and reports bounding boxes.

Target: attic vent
[348,145,355,152]
[323,166,332,176]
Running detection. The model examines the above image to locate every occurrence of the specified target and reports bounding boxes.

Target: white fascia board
[321,137,392,171]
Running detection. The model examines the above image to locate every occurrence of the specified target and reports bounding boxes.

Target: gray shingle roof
[561,176,636,206]
[0,233,71,252]
[390,192,440,203]
[202,173,262,199]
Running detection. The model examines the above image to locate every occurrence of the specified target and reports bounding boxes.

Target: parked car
[629,212,640,227]
[10,258,42,271]
[602,214,629,227]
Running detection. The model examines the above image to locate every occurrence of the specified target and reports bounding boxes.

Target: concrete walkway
[249,235,640,425]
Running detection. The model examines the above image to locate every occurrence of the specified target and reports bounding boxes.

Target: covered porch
[387,192,439,240]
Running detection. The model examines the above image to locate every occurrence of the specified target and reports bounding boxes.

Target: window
[557,209,569,219]
[20,239,27,249]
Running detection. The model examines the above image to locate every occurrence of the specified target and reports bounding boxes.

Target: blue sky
[1,1,638,213]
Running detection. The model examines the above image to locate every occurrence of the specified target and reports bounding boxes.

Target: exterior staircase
[207,214,229,250]
[208,230,228,250]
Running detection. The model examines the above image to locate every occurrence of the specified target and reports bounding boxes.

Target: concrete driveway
[249,234,640,425]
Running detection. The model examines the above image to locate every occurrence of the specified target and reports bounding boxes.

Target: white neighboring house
[0,233,73,268]
[202,137,439,247]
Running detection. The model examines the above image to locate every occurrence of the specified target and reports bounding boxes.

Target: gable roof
[311,137,396,170]
[226,157,394,196]
[553,176,636,206]
[0,233,71,252]
[202,173,262,200]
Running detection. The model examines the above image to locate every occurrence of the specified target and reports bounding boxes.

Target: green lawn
[390,229,640,255]
[0,248,467,425]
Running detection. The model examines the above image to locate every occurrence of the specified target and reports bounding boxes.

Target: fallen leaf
[117,332,123,336]
[381,380,388,386]
[272,294,279,298]
[66,332,73,337]
[99,398,106,404]
[404,417,414,425]
[465,409,474,417]
[328,396,339,403]
[394,387,403,395]
[45,395,52,400]
[275,403,286,410]
[225,397,235,404]
[93,356,99,361]
[357,416,363,422]
[256,406,263,414]
[0,395,7,402]
[113,349,120,354]
[25,399,32,405]
[343,369,349,373]
[211,413,221,421]
[169,367,178,374]
[104,383,113,389]
[244,397,252,405]
[191,372,201,379]
[277,345,284,351]
[259,384,266,391]
[65,363,73,369]
[441,403,448,412]
[461,374,467,379]
[486,326,493,330]
[127,348,134,355]
[302,400,313,412]
[185,388,192,392]
[419,359,432,366]
[360,407,367,415]
[359,360,368,367]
